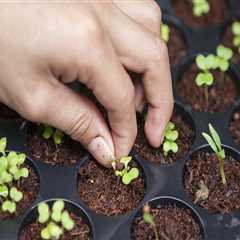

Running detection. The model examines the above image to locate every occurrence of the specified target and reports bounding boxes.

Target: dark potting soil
[167,24,187,65]
[177,63,237,112]
[0,103,19,120]
[27,125,86,166]
[134,112,194,164]
[230,110,240,145]
[222,22,240,64]
[132,204,202,240]
[19,212,90,240]
[171,0,228,28]
[184,151,240,213]
[0,164,39,220]
[78,158,145,216]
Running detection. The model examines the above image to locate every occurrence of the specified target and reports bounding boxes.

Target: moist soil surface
[78,158,145,216]
[19,213,90,240]
[184,151,240,213]
[0,103,19,120]
[230,110,240,145]
[132,204,202,240]
[27,125,86,166]
[167,24,187,65]
[134,111,194,164]
[171,0,228,28]
[222,22,240,64]
[177,63,237,112]
[0,164,39,220]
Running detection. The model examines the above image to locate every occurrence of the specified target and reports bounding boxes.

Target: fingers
[103,4,173,147]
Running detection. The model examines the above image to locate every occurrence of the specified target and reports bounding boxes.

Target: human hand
[0,1,173,167]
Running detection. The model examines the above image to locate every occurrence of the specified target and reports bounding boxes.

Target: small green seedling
[163,122,179,157]
[0,137,29,214]
[192,0,210,17]
[114,156,139,185]
[143,204,159,240]
[216,45,233,72]
[202,124,227,184]
[38,200,75,240]
[42,124,64,145]
[161,23,170,43]
[232,21,240,54]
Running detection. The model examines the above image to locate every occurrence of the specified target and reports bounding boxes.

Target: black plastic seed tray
[0,0,240,239]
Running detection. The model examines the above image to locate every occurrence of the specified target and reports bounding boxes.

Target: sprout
[163,122,179,157]
[42,125,64,145]
[0,137,28,214]
[38,200,75,240]
[192,0,210,17]
[232,21,240,53]
[115,156,139,185]
[143,204,159,240]
[161,23,170,43]
[202,124,226,184]
[216,45,233,72]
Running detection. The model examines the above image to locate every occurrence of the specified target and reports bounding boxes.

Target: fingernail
[88,136,115,166]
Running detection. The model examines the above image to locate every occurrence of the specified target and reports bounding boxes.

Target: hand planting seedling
[202,124,227,184]
[161,23,170,43]
[232,21,240,54]
[114,156,139,185]
[143,204,159,240]
[163,122,179,157]
[192,0,210,17]
[42,124,64,145]
[0,137,29,213]
[38,200,75,240]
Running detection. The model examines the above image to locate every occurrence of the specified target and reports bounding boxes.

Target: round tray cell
[171,0,229,29]
[162,15,188,66]
[26,123,87,166]
[18,199,93,240]
[0,158,40,221]
[131,196,205,240]
[229,106,240,146]
[184,146,240,214]
[134,102,195,165]
[176,55,240,113]
[77,157,146,216]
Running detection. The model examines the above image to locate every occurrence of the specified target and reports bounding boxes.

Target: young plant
[0,137,29,214]
[163,122,179,157]
[216,45,233,72]
[38,200,75,240]
[202,124,227,184]
[161,23,170,43]
[114,156,139,185]
[143,204,159,240]
[192,0,210,17]
[42,124,64,145]
[232,21,240,54]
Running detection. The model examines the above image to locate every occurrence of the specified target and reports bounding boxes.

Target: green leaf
[2,200,16,214]
[10,187,23,202]
[165,122,175,131]
[122,168,139,185]
[206,54,219,69]
[202,133,218,153]
[38,202,50,224]
[17,153,26,165]
[218,58,229,72]
[41,227,51,240]
[115,170,124,177]
[0,170,13,184]
[42,125,53,139]
[47,221,63,239]
[195,72,213,86]
[51,200,65,222]
[7,151,19,166]
[208,124,222,152]
[120,156,132,169]
[165,130,179,141]
[232,21,240,35]
[9,165,18,175]
[0,137,7,155]
[143,212,154,225]
[0,185,8,197]
[61,210,75,231]
[233,36,240,47]
[53,130,64,145]
[196,55,208,70]
[14,167,29,180]
[216,45,233,60]
[0,157,8,172]
[161,23,170,42]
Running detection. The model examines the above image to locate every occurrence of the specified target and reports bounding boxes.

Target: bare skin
[0,1,173,167]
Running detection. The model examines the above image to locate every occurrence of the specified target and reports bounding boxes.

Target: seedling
[42,124,64,145]
[143,204,159,240]
[232,21,240,54]
[163,122,179,157]
[38,200,75,240]
[192,0,210,17]
[114,156,139,185]
[161,23,170,43]
[0,137,29,214]
[202,124,227,184]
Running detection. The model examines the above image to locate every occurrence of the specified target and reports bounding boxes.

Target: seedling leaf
[38,202,50,224]
[2,200,16,213]
[122,168,139,185]
[61,211,74,231]
[0,137,7,156]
